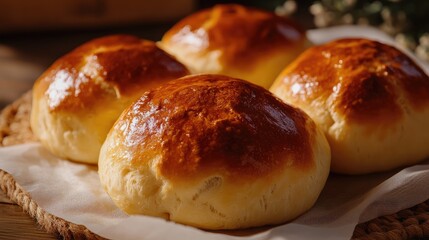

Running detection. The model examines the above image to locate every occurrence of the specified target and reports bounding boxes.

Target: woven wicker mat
[1,92,429,240]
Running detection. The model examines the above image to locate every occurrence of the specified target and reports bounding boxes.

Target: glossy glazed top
[274,38,429,124]
[113,74,317,182]
[34,35,189,112]
[162,4,305,67]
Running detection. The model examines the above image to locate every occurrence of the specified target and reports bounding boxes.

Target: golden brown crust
[161,4,305,69]
[34,35,189,112]
[275,38,429,124]
[114,74,316,182]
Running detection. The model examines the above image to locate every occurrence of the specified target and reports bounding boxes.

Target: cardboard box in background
[0,0,196,33]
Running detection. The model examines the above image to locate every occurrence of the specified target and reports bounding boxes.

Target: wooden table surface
[0,189,55,239]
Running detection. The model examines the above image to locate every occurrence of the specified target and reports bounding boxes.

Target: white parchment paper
[1,26,429,240]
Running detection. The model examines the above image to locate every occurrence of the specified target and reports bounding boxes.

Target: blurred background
[1,0,428,108]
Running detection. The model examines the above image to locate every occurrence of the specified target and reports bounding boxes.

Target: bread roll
[270,38,429,174]
[99,74,330,230]
[160,4,309,89]
[31,35,189,164]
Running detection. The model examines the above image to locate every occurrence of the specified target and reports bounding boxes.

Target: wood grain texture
[0,189,55,240]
